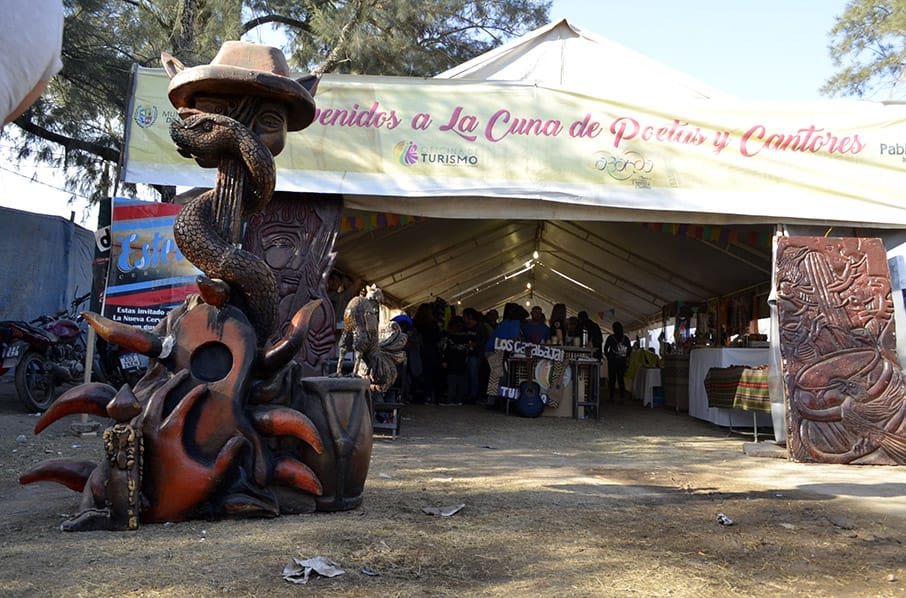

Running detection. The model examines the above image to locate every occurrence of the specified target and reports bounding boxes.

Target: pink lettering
[439,106,479,142]
[610,117,640,148]
[741,125,864,157]
[569,113,602,138]
[485,109,562,142]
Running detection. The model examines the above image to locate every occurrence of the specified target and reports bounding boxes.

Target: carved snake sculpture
[169,112,278,343]
[18,112,333,529]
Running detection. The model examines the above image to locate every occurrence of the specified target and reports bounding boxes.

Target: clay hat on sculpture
[165,41,316,132]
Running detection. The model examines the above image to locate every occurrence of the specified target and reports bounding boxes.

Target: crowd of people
[325,269,654,407]
[382,298,640,407]
[387,300,497,406]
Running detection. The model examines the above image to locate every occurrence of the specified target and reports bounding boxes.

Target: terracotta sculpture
[19,42,374,529]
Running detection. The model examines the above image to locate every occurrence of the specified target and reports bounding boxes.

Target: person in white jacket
[1,0,64,126]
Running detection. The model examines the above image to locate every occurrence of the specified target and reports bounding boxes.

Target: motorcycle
[94,335,148,390]
[0,293,92,412]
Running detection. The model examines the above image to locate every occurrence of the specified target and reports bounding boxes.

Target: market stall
[503,345,600,418]
[633,367,662,408]
[703,365,770,440]
[121,20,906,340]
[688,347,772,427]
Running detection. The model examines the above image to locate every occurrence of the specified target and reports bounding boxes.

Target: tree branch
[11,116,120,164]
[313,0,366,75]
[241,14,311,36]
[119,0,173,34]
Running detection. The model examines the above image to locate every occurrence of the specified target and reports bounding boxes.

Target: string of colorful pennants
[640,222,771,249]
[338,214,770,249]
[340,213,422,233]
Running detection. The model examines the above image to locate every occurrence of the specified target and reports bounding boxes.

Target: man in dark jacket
[576,310,603,359]
[462,307,493,403]
[604,321,633,401]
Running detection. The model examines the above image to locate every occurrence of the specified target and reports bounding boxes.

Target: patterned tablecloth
[703,366,771,413]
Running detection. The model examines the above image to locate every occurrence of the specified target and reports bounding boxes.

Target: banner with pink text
[123,67,906,226]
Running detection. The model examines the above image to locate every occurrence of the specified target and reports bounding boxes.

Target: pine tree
[3,0,550,204]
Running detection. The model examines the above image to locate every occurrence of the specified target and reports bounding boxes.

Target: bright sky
[0,0,856,227]
[0,149,98,227]
[550,0,850,101]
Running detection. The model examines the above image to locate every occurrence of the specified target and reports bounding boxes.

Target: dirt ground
[2,378,906,598]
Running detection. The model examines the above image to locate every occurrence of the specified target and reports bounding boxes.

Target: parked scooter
[0,293,92,412]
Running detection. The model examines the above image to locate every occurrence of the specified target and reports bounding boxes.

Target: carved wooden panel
[244,191,343,377]
[776,236,906,464]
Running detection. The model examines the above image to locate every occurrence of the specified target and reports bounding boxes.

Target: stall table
[573,357,600,418]
[661,354,689,411]
[632,367,662,407]
[688,348,772,428]
[703,366,770,440]
[503,347,598,418]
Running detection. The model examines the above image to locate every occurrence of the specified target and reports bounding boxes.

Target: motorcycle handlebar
[72,292,91,308]
[26,292,91,324]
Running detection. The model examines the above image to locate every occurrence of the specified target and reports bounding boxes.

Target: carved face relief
[260,222,308,299]
[190,94,289,157]
[251,100,289,156]
[244,194,343,376]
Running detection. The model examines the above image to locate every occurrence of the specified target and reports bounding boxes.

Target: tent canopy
[435,19,731,101]
[329,20,888,331]
[335,20,766,330]
[121,20,906,332]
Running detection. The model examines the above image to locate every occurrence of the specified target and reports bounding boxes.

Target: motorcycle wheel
[14,351,55,412]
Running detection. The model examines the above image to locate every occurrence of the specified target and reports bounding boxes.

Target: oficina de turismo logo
[133,105,158,128]
[393,140,419,166]
[393,140,480,167]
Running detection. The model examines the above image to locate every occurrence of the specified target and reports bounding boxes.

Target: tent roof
[331,20,906,331]
[332,21,764,331]
[332,216,775,332]
[122,21,904,334]
[435,19,732,100]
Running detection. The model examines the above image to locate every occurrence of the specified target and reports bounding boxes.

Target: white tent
[435,19,731,101]
[330,20,904,332]
[122,20,906,333]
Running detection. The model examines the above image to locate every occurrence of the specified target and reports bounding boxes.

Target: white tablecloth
[688,348,773,427]
[632,367,662,407]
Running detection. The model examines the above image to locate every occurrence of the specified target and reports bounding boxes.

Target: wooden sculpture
[19,42,374,529]
[777,236,906,464]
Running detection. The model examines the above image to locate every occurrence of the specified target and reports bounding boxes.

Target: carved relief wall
[776,236,906,464]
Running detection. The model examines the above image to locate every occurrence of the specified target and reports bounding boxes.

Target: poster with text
[102,197,200,330]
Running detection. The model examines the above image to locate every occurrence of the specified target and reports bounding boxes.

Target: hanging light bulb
[526,282,532,289]
[532,250,539,259]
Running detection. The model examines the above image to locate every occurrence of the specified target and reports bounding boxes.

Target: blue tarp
[0,206,95,321]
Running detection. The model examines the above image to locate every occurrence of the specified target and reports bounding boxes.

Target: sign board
[123,68,906,226]
[102,197,200,329]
